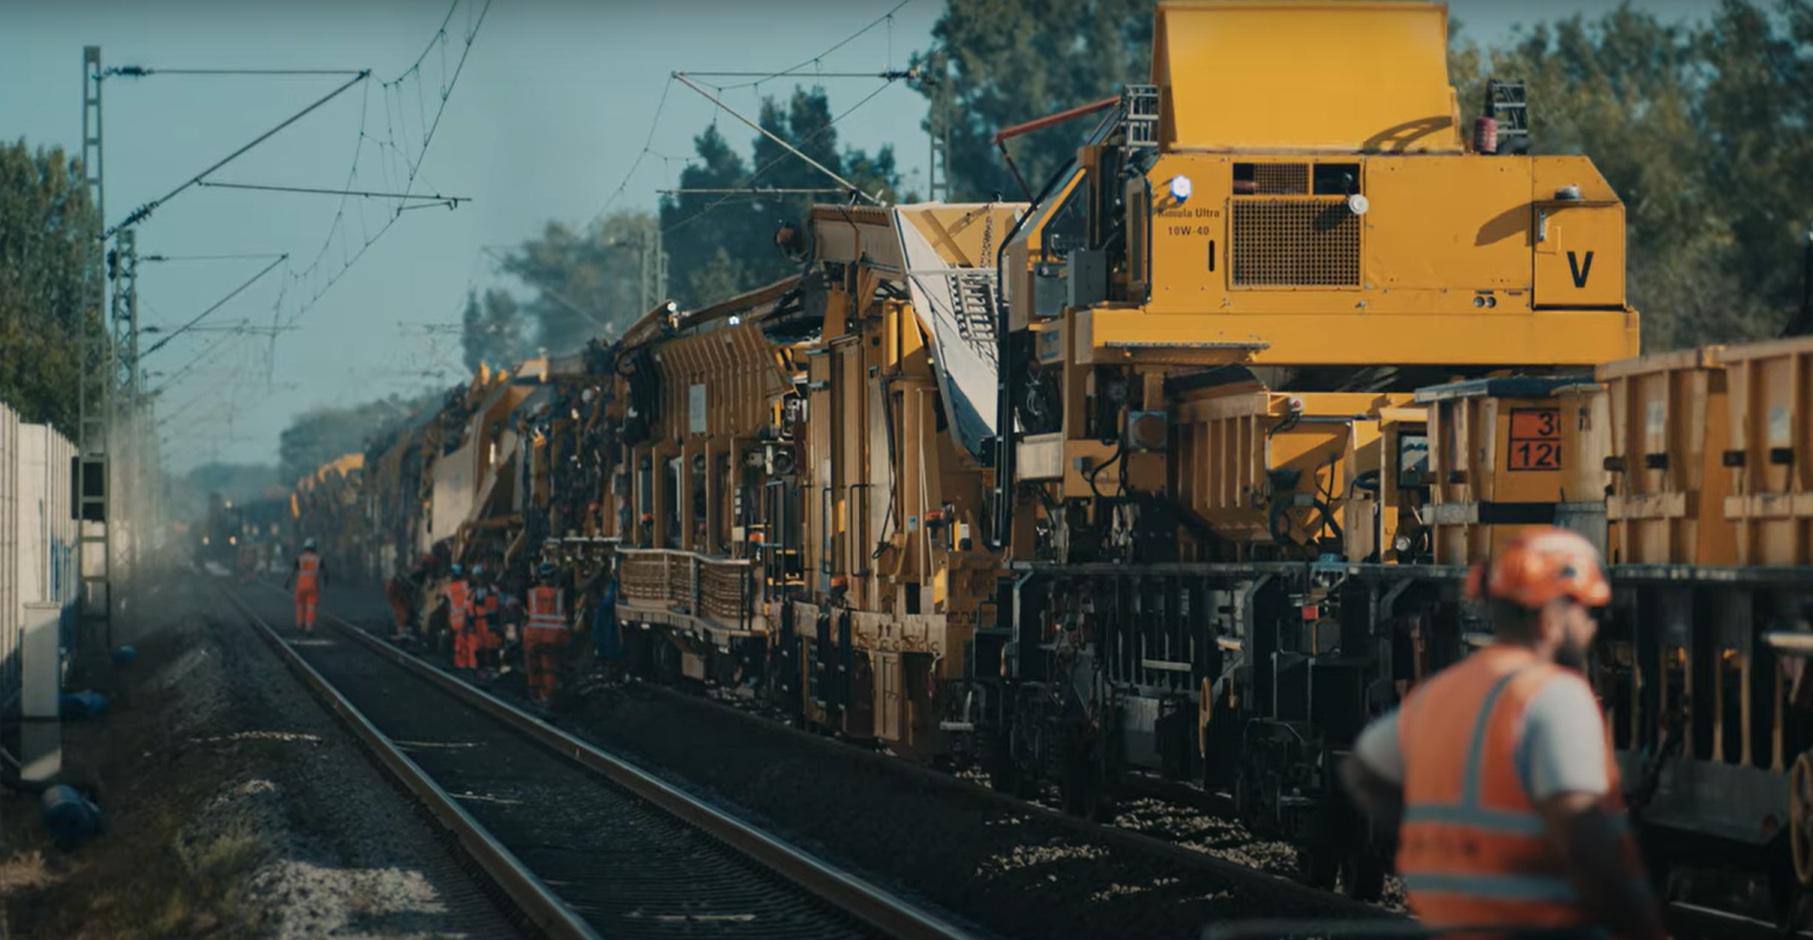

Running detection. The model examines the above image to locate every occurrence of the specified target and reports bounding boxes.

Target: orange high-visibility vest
[471,588,498,632]
[445,580,471,632]
[295,553,321,592]
[528,586,566,630]
[1395,643,1640,932]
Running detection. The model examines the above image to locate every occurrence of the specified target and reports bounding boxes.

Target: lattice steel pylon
[638,225,668,315]
[111,228,139,587]
[78,45,114,649]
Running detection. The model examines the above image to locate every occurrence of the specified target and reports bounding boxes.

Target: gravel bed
[196,577,530,939]
[1,571,524,940]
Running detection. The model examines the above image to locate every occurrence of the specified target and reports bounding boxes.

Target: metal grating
[1253,164,1308,195]
[1231,200,1361,287]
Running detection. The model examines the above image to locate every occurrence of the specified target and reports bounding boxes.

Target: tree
[461,287,526,372]
[0,139,102,434]
[278,390,441,486]
[911,0,1156,203]
[475,209,656,360]
[658,87,907,308]
[1450,0,1813,348]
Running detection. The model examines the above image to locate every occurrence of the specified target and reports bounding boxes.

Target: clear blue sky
[2,0,1718,474]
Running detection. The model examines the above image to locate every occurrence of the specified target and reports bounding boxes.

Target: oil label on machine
[1508,408,1562,471]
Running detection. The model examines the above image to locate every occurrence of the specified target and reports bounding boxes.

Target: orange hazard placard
[1508,408,1562,471]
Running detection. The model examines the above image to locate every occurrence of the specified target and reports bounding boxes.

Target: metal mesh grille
[1252,164,1309,195]
[1230,200,1361,287]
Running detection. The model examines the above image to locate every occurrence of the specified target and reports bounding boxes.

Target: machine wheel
[1791,752,1813,890]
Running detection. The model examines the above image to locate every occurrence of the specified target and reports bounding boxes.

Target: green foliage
[488,209,657,356]
[657,87,907,308]
[1451,0,1813,348]
[277,389,440,486]
[0,139,102,434]
[910,0,1156,202]
[467,85,910,360]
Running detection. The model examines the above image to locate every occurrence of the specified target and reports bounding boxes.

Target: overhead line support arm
[104,70,371,238]
[673,72,883,207]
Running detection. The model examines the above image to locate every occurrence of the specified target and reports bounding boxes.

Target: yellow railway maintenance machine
[600,202,1022,763]
[965,0,1641,898]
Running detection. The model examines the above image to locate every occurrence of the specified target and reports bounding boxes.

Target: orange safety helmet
[1466,527,1612,609]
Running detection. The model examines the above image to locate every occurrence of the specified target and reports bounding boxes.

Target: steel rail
[310,605,982,940]
[224,590,602,940]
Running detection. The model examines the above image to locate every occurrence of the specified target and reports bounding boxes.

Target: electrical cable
[713,0,912,91]
[583,0,917,231]
[142,255,287,357]
[661,78,897,238]
[585,75,678,229]
[263,0,494,359]
[109,68,366,77]
[103,70,370,237]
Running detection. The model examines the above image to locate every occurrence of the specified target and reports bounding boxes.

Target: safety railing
[617,548,758,633]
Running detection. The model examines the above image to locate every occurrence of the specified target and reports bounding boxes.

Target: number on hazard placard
[1508,408,1563,471]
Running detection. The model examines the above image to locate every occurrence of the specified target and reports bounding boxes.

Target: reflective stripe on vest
[296,553,320,589]
[528,587,566,630]
[1395,645,1635,926]
[446,581,470,630]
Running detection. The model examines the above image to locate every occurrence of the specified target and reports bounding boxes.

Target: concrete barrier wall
[0,401,17,714]
[0,400,79,720]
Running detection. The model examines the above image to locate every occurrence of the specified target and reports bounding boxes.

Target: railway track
[224,587,984,940]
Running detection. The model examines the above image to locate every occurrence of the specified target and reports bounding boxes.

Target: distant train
[294,0,1813,929]
[190,493,288,574]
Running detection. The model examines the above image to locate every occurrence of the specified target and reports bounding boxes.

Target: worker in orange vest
[469,564,501,680]
[1340,528,1667,940]
[445,563,473,669]
[282,538,325,634]
[524,561,570,703]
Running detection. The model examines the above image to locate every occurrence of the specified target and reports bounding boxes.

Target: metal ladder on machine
[1484,79,1529,155]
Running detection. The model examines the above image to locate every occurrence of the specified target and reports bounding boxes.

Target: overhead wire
[268,0,494,338]
[582,0,917,231]
[711,0,912,91]
[585,74,677,229]
[661,76,899,238]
